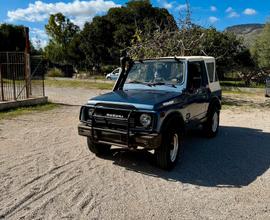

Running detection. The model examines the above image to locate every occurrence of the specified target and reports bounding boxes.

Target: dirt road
[0,87,269,219]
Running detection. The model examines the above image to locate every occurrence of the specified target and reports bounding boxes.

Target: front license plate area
[97,131,127,144]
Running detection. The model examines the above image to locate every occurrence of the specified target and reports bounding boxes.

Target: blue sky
[0,0,269,48]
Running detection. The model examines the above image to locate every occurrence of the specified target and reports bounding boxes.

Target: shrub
[46,68,64,77]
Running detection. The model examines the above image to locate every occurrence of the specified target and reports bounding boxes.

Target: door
[186,61,209,121]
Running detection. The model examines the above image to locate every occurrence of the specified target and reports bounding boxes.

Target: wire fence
[0,52,46,102]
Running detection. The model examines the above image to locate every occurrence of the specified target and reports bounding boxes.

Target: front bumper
[78,123,161,149]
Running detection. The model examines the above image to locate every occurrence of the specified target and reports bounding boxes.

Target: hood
[87,89,181,110]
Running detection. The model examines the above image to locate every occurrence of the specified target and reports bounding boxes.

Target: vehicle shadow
[103,126,270,188]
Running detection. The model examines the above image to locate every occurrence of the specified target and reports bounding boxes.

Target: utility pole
[185,0,192,28]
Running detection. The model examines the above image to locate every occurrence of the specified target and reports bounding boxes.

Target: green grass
[46,68,64,77]
[220,80,265,88]
[0,103,58,120]
[222,86,265,95]
[45,78,114,90]
[73,73,106,80]
[87,75,106,80]
[222,90,253,95]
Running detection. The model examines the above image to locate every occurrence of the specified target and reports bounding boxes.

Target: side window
[206,62,215,82]
[113,69,119,74]
[187,61,208,90]
[215,70,218,81]
[200,62,208,85]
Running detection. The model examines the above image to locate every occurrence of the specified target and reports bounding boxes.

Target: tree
[44,13,80,65]
[128,25,246,80]
[251,22,270,69]
[79,0,177,68]
[67,34,85,69]
[80,16,115,68]
[201,28,245,79]
[0,24,26,51]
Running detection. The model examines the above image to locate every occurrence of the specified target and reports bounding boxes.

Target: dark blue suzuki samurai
[78,56,222,170]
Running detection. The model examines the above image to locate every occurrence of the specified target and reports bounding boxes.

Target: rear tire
[87,137,111,156]
[155,124,183,170]
[203,106,220,138]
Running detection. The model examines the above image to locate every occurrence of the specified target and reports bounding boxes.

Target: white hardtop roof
[161,56,215,61]
[140,56,215,62]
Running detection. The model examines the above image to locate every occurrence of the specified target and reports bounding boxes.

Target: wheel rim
[170,134,179,162]
[212,112,219,132]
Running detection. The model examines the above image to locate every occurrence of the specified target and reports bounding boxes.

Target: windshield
[123,60,185,91]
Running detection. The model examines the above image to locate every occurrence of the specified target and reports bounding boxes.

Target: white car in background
[106,67,121,80]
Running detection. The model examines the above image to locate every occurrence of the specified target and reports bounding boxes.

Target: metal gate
[266,77,270,97]
[0,52,45,102]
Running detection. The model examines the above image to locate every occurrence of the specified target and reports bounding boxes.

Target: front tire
[87,137,111,156]
[155,125,183,170]
[203,106,220,138]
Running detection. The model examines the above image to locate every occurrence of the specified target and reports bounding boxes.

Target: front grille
[79,104,156,147]
[93,108,134,131]
[94,117,135,131]
[80,105,155,130]
[94,108,130,118]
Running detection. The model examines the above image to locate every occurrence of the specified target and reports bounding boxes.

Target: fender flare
[208,97,221,114]
[160,112,185,133]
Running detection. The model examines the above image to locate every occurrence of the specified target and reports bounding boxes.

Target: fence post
[42,64,45,97]
[24,53,31,98]
[0,64,4,101]
[13,72,16,101]
[24,27,31,98]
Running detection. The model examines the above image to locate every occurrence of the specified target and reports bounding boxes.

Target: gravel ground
[0,87,269,220]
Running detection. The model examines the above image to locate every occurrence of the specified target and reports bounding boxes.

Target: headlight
[140,113,151,127]
[88,108,94,116]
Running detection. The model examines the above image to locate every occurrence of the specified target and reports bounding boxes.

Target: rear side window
[113,69,119,74]
[206,62,215,82]
[215,71,219,81]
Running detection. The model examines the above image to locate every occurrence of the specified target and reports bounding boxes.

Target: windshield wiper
[147,82,177,88]
[128,81,177,88]
[128,80,151,86]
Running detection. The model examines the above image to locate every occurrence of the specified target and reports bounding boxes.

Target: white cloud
[7,0,120,28]
[228,11,240,18]
[30,28,48,48]
[225,7,233,13]
[243,8,257,15]
[210,6,217,12]
[176,4,187,11]
[31,28,47,39]
[157,0,174,10]
[208,16,219,24]
[225,7,240,18]
[163,2,173,9]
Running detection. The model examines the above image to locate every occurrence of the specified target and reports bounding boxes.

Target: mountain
[225,24,265,47]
